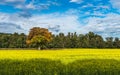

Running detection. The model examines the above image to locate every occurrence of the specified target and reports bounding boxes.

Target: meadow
[0,49,120,63]
[1,49,120,75]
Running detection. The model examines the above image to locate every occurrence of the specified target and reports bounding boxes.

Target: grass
[1,49,120,63]
[0,59,65,75]
[1,59,120,75]
[1,49,120,75]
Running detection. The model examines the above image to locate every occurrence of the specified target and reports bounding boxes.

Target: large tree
[26,27,52,50]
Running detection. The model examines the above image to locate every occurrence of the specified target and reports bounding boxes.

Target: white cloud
[4,0,25,2]
[0,22,24,33]
[110,0,120,9]
[26,3,35,9]
[70,0,83,3]
[0,0,25,4]
[91,11,105,17]
[0,0,58,10]
[79,13,120,37]
[0,12,81,34]
[0,12,120,37]
[0,0,25,10]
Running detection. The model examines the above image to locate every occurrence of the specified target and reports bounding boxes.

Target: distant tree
[95,35,105,48]
[0,34,10,48]
[9,32,19,48]
[70,32,78,48]
[58,33,65,48]
[84,32,105,48]
[46,34,56,48]
[84,32,96,48]
[26,27,52,50]
[105,37,114,48]
[17,33,27,48]
[113,37,120,48]
[50,35,63,48]
[65,32,72,48]
[77,34,85,48]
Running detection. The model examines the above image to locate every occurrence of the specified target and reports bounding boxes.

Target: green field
[1,49,120,75]
[1,49,120,63]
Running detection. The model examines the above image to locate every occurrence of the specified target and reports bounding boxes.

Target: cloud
[0,0,59,11]
[110,0,120,9]
[0,0,25,9]
[48,25,60,32]
[0,12,80,34]
[74,1,111,18]
[25,2,35,9]
[0,11,120,37]
[0,0,25,3]
[28,0,59,10]
[18,11,32,18]
[70,0,83,3]
[0,22,24,33]
[79,13,120,37]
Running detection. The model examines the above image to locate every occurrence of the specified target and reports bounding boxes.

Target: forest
[0,31,120,49]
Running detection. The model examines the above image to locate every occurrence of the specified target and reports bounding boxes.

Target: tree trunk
[38,46,41,50]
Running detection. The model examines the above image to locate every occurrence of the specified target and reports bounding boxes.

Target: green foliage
[67,59,120,75]
[0,59,65,75]
[1,59,120,75]
[26,27,52,49]
[106,37,114,48]
[0,31,120,48]
[113,37,120,48]
[0,33,27,48]
[47,32,106,48]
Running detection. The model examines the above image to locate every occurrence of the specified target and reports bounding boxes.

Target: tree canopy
[26,27,52,49]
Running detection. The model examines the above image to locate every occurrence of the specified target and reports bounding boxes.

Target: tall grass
[0,59,65,75]
[0,59,120,75]
[67,59,120,75]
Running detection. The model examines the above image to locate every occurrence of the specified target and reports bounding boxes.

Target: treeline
[0,33,26,48]
[0,32,120,48]
[47,32,120,48]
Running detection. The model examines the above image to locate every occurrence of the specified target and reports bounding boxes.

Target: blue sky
[0,0,120,37]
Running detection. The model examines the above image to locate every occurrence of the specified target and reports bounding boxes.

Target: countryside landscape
[0,0,120,75]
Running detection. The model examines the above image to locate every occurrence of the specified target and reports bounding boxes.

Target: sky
[0,0,120,37]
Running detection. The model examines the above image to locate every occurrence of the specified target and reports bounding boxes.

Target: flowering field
[1,49,120,75]
[0,49,120,63]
